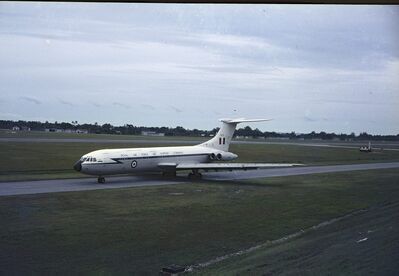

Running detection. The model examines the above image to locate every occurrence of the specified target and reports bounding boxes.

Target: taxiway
[1,162,398,196]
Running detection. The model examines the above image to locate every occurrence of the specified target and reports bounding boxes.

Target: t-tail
[199,118,271,151]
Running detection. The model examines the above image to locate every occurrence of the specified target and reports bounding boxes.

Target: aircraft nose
[73,160,82,172]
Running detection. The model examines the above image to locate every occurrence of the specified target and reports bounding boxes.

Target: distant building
[12,126,20,131]
[45,128,62,132]
[44,128,88,134]
[76,129,88,134]
[141,131,165,136]
[266,137,290,140]
[45,128,56,132]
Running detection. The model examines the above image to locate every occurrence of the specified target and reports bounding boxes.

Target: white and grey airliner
[73,118,302,183]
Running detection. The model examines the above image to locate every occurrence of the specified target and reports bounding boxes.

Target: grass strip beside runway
[2,141,399,181]
[0,168,398,274]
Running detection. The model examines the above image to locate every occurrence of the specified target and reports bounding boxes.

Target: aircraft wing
[158,162,303,171]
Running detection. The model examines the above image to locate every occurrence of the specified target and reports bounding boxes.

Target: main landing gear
[97,176,105,184]
[188,169,202,180]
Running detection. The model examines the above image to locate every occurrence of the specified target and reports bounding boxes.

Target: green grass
[198,201,399,275]
[232,143,399,165]
[1,141,399,182]
[0,129,206,141]
[1,169,398,274]
[0,142,171,181]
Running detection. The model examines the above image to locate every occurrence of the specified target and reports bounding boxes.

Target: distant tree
[359,132,372,140]
[252,128,263,138]
[0,119,398,141]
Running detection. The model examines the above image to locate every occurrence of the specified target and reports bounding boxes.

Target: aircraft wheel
[188,172,202,180]
[97,176,105,184]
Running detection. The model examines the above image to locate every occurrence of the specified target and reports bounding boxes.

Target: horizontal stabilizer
[220,118,272,124]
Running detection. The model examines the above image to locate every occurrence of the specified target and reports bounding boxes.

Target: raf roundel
[131,160,137,168]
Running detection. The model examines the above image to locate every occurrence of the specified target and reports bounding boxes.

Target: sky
[0,2,398,134]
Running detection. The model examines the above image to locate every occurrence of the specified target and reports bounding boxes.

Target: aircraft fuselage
[73,145,236,176]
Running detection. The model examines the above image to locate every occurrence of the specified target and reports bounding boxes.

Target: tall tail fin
[199,118,271,151]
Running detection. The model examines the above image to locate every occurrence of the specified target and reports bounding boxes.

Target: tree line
[1,119,398,141]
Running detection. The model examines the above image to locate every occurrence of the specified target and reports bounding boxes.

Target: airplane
[359,141,372,152]
[73,118,302,183]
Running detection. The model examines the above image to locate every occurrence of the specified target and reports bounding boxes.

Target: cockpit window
[81,156,96,162]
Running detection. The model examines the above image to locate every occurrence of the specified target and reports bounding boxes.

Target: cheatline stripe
[83,153,210,165]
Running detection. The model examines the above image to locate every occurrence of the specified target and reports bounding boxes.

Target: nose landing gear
[97,176,105,184]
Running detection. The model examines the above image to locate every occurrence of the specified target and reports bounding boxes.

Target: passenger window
[93,158,96,162]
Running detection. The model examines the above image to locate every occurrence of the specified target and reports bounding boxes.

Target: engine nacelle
[209,151,238,161]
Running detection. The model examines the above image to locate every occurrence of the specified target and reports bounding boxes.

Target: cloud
[0,111,22,119]
[20,96,41,105]
[0,4,398,135]
[141,104,155,110]
[304,116,317,122]
[90,101,101,107]
[58,98,75,107]
[113,102,130,109]
[169,105,183,113]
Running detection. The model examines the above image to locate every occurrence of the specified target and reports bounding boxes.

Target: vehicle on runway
[359,141,372,152]
[73,118,302,183]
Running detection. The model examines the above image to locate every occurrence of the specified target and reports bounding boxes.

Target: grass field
[0,129,206,141]
[199,201,399,275]
[1,140,399,182]
[2,130,399,148]
[0,142,169,181]
[1,169,398,274]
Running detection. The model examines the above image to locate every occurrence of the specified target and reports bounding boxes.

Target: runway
[1,162,398,196]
